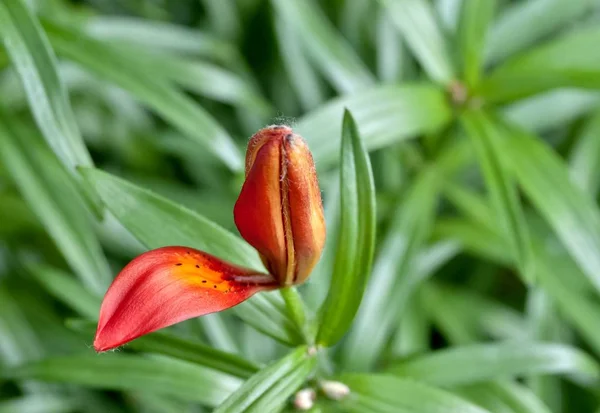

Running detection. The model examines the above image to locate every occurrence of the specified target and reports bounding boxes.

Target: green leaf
[457,0,495,87]
[455,381,553,413]
[0,286,44,365]
[109,45,272,115]
[390,291,429,358]
[273,14,325,110]
[0,395,76,413]
[297,84,452,166]
[44,22,243,171]
[503,89,600,133]
[0,0,92,171]
[0,117,111,294]
[423,282,528,344]
[377,0,456,84]
[4,354,242,407]
[436,0,463,32]
[85,17,238,64]
[434,218,510,265]
[569,110,600,196]
[443,183,495,232]
[317,110,376,347]
[376,10,406,83]
[214,346,316,413]
[525,290,564,412]
[481,26,600,103]
[67,319,259,379]
[389,242,461,357]
[81,167,259,269]
[461,111,534,284]
[80,168,302,345]
[485,0,596,65]
[533,241,600,358]
[339,374,492,413]
[495,122,600,296]
[29,265,101,320]
[387,342,599,386]
[270,0,374,94]
[341,167,440,370]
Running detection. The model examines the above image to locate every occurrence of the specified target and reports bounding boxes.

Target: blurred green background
[2,0,600,412]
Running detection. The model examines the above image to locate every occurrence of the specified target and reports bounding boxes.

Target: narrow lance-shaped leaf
[0,395,76,413]
[214,346,316,413]
[378,0,456,85]
[68,319,259,379]
[273,14,325,110]
[485,0,596,65]
[461,111,534,284]
[317,110,376,346]
[502,89,600,134]
[341,166,439,370]
[387,342,599,386]
[107,45,272,115]
[29,265,101,320]
[80,168,302,345]
[85,16,238,64]
[443,182,496,232]
[271,0,374,94]
[457,0,496,87]
[494,120,600,296]
[531,236,600,358]
[0,117,111,294]
[338,374,493,413]
[3,354,242,408]
[525,289,564,412]
[44,21,243,171]
[376,9,405,83]
[424,282,529,343]
[434,218,510,266]
[297,84,452,166]
[435,0,463,32]
[455,381,554,413]
[569,110,600,196]
[0,0,92,171]
[481,26,600,103]
[389,241,461,356]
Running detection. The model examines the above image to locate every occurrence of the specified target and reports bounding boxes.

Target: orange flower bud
[234,125,326,286]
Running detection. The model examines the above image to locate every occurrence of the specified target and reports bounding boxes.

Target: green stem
[280,287,309,342]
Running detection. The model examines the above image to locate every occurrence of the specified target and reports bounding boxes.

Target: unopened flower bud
[234,125,326,286]
[320,380,350,401]
[294,388,316,410]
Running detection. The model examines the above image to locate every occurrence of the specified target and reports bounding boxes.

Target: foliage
[1,0,600,412]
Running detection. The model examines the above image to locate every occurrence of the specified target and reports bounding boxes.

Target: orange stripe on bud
[234,126,326,286]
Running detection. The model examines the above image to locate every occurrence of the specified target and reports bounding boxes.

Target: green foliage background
[1,0,600,412]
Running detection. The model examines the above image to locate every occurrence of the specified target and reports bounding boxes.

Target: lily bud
[234,125,326,286]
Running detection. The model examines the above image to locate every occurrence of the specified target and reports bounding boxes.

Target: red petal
[94,246,276,352]
[234,134,288,280]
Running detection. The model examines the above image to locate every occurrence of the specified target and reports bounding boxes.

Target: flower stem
[280,287,309,342]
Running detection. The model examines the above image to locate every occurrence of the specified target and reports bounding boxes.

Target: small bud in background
[320,380,350,401]
[294,388,316,410]
[234,125,326,286]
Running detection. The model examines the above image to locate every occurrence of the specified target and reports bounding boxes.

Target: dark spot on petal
[175,263,182,266]
[213,285,217,288]
[202,280,207,283]
[195,264,199,268]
